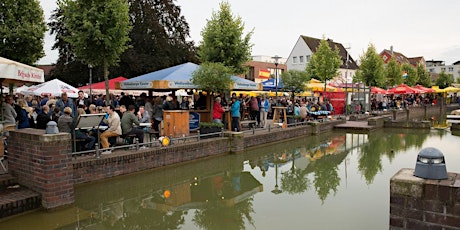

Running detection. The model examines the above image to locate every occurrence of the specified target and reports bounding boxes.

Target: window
[306,55,311,62]
[441,67,446,72]
[299,56,304,63]
[293,56,297,63]
[448,67,454,72]
[429,68,434,72]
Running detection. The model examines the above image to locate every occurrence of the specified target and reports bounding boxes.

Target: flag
[258,69,270,78]
[402,71,408,79]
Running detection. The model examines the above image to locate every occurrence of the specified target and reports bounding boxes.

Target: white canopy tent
[22,79,85,98]
[0,57,44,87]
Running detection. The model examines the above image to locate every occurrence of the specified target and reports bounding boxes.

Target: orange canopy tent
[371,86,388,94]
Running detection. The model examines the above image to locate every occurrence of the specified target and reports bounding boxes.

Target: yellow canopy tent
[443,86,460,93]
[304,78,339,92]
[431,86,445,93]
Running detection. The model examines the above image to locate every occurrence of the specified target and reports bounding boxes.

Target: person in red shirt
[212,97,225,123]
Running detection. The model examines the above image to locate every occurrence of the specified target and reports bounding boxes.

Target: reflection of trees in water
[313,158,340,203]
[281,154,310,194]
[357,130,429,184]
[192,198,255,230]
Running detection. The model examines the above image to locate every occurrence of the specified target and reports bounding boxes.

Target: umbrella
[305,78,338,92]
[413,85,436,93]
[388,84,420,94]
[22,79,82,98]
[443,86,460,93]
[371,86,388,94]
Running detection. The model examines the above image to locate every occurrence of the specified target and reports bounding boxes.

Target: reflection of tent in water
[305,136,346,161]
[141,172,262,212]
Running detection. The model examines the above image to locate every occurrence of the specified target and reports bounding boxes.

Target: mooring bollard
[95,143,100,159]
[413,147,447,179]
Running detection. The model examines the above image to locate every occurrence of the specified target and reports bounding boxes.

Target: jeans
[231,117,240,132]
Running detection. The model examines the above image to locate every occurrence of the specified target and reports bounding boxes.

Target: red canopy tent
[371,86,388,94]
[388,84,422,94]
[413,85,436,93]
[78,77,146,96]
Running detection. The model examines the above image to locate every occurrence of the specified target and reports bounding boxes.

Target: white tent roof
[22,79,82,98]
[0,57,44,86]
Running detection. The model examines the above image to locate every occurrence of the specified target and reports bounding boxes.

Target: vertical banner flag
[258,69,270,78]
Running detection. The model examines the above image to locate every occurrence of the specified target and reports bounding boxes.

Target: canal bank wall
[390,169,460,229]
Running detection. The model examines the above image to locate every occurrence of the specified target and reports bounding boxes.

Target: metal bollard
[95,143,100,159]
[197,130,200,141]
[135,138,139,150]
[252,126,255,135]
[268,124,271,132]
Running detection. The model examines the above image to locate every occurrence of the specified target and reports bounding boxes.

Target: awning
[0,57,44,86]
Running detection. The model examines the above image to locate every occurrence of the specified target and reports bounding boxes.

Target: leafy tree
[354,44,385,87]
[281,70,310,101]
[306,38,342,92]
[416,63,432,87]
[401,63,417,86]
[385,57,402,87]
[435,71,454,89]
[198,2,253,74]
[111,0,197,77]
[0,0,47,65]
[60,0,131,103]
[192,62,233,93]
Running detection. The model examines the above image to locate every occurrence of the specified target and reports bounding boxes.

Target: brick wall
[390,168,460,229]
[8,129,74,209]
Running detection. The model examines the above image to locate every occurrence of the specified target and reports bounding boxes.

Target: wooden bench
[241,120,257,128]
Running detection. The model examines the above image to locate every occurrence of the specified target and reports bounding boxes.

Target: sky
[38,0,460,65]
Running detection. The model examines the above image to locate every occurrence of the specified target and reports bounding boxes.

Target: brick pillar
[225,131,244,153]
[8,129,74,209]
[390,168,460,229]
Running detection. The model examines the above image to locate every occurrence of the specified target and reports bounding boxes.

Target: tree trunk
[103,59,110,105]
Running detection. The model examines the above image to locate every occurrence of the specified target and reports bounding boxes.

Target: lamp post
[271,55,282,105]
[88,64,93,103]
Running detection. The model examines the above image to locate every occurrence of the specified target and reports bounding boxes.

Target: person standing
[152,97,163,138]
[100,105,122,154]
[212,97,225,123]
[56,92,77,118]
[259,96,269,128]
[2,95,17,126]
[36,105,51,129]
[230,97,241,132]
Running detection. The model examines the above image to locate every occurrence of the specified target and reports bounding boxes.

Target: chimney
[390,46,393,56]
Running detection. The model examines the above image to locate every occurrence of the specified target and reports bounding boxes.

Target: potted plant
[199,122,224,138]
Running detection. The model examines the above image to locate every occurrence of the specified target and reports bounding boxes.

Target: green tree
[435,71,454,89]
[281,70,310,101]
[354,44,385,87]
[60,0,131,103]
[198,2,253,74]
[385,57,402,87]
[192,62,233,93]
[416,63,432,87]
[0,0,47,65]
[401,63,417,86]
[306,38,342,92]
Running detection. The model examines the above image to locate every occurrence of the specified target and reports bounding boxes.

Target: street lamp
[88,64,93,103]
[271,55,282,105]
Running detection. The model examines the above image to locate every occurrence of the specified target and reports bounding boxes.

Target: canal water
[0,128,459,229]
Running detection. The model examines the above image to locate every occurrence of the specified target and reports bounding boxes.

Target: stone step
[0,174,42,219]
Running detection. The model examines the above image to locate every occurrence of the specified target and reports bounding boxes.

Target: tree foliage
[416,63,432,87]
[50,0,196,86]
[401,63,417,86]
[198,2,253,74]
[354,44,385,87]
[60,0,131,102]
[0,0,47,65]
[281,70,310,101]
[385,57,402,87]
[306,38,342,91]
[435,71,454,89]
[191,62,233,93]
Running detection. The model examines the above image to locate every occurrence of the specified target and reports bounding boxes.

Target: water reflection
[1,129,459,229]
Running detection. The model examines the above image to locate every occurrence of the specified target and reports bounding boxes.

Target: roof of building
[407,56,424,66]
[300,35,359,70]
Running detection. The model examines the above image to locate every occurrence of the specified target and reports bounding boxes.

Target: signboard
[120,81,153,89]
[168,80,197,89]
[189,112,200,131]
[232,82,260,91]
[0,57,44,84]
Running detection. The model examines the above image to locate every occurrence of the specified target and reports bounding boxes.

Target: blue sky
[38,0,460,65]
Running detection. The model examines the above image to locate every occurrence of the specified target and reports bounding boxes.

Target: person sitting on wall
[100,105,122,154]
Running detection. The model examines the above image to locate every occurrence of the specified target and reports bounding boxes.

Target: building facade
[244,55,287,83]
[286,35,359,84]
[426,60,460,82]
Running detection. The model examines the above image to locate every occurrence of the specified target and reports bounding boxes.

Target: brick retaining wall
[390,168,460,229]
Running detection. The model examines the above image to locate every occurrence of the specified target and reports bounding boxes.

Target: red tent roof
[79,76,127,90]
[371,86,388,94]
